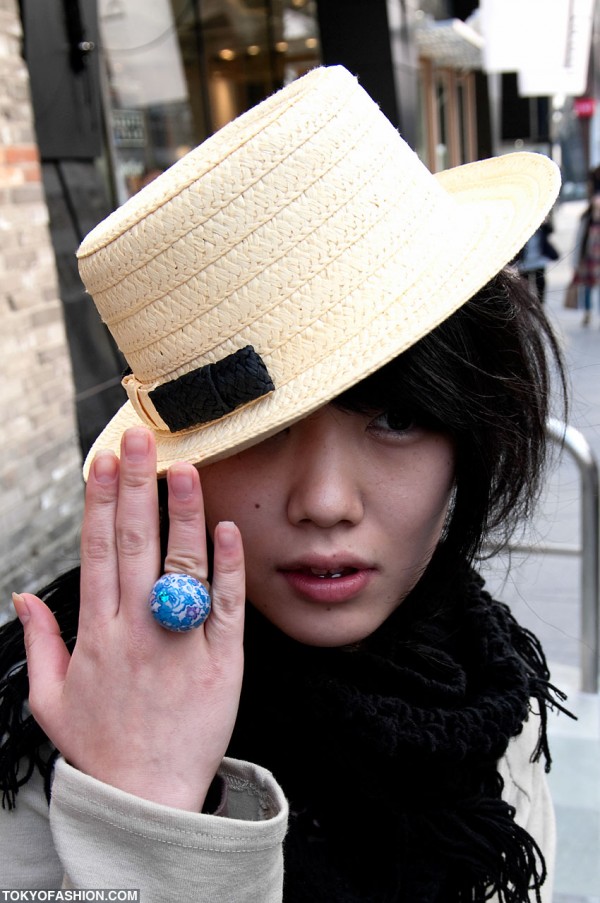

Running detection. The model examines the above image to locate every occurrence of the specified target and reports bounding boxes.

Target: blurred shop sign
[479,0,594,97]
[112,109,146,147]
[574,96,596,118]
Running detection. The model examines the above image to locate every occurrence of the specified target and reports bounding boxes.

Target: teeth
[310,568,344,579]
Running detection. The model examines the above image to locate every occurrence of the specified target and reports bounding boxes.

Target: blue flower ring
[149,573,211,632]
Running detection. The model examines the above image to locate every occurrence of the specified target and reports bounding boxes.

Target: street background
[484,198,596,685]
[481,198,600,903]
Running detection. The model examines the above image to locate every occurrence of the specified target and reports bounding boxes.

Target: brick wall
[0,0,83,620]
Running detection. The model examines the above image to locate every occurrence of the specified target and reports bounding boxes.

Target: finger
[204,521,245,650]
[13,592,70,735]
[115,428,161,614]
[163,464,208,581]
[79,450,121,628]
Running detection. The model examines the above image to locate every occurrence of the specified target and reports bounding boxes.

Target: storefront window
[98,0,321,205]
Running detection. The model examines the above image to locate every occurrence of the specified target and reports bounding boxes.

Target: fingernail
[12,592,30,625]
[93,451,118,484]
[168,465,194,500]
[124,428,150,462]
[216,521,237,550]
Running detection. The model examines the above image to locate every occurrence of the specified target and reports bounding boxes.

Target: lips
[279,559,374,604]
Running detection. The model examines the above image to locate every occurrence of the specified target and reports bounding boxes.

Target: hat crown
[78,67,437,385]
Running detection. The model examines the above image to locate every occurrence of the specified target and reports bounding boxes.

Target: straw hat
[78,65,560,478]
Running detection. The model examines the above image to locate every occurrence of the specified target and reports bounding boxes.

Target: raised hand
[13,427,246,812]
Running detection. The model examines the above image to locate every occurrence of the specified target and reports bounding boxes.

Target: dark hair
[335,266,567,563]
[0,266,566,807]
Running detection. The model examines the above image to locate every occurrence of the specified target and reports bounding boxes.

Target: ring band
[149,573,211,632]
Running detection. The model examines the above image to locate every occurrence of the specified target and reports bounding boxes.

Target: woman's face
[200,404,455,646]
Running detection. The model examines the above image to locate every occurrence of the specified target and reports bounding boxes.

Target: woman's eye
[369,410,416,434]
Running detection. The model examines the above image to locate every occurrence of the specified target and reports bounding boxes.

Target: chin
[268,612,386,648]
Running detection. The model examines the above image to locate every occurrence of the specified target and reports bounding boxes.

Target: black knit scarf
[227,558,570,903]
[0,558,570,901]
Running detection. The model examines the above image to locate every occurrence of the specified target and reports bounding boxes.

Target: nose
[286,410,364,529]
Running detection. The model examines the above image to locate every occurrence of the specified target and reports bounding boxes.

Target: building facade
[0,0,83,617]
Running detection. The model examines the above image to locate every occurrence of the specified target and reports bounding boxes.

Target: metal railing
[503,419,599,693]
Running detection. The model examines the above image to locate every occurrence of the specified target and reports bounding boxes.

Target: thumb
[12,592,71,718]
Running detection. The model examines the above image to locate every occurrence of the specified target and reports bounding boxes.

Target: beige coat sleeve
[0,757,288,902]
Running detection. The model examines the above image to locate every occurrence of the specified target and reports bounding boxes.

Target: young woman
[0,66,569,902]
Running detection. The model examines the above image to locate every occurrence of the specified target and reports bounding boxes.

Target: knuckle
[170,502,200,524]
[200,658,233,692]
[121,470,153,491]
[86,473,118,504]
[216,601,245,632]
[116,523,151,558]
[23,629,40,661]
[214,570,245,601]
[81,532,113,563]
[211,587,245,632]
[76,627,106,662]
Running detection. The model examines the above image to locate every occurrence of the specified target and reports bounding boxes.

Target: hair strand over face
[334,268,568,565]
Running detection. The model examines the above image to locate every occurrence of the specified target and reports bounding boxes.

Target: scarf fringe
[0,569,79,809]
[0,661,59,811]
[501,600,576,771]
[419,798,545,903]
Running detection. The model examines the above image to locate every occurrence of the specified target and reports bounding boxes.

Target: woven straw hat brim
[82,147,560,479]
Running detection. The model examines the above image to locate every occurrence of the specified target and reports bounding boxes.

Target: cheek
[429,456,456,520]
[200,464,275,550]
[198,464,245,533]
[389,444,455,537]
[423,449,455,528]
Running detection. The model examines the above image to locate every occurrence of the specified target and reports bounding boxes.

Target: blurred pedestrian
[570,191,600,326]
[516,215,558,303]
[587,164,600,199]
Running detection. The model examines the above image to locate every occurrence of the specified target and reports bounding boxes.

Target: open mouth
[280,564,373,604]
[307,567,358,579]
